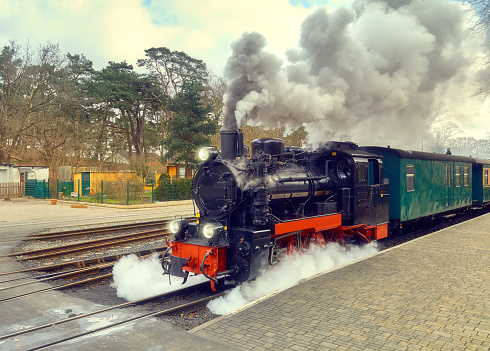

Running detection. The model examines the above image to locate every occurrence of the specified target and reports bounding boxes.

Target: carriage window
[455,166,461,187]
[406,165,415,192]
[464,167,469,186]
[485,169,489,186]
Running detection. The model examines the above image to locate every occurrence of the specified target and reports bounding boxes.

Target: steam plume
[222,0,482,148]
[207,242,378,315]
[112,254,207,301]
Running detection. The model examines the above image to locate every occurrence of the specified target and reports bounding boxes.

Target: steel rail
[31,219,171,238]
[0,249,167,292]
[0,272,114,303]
[0,246,168,279]
[4,229,171,260]
[0,281,214,340]
[25,292,225,351]
[0,262,113,292]
[0,216,195,244]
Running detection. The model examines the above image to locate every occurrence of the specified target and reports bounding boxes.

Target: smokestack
[220,129,244,160]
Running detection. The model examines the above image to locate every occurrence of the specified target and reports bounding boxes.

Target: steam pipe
[268,179,330,194]
[237,129,244,158]
[200,251,219,285]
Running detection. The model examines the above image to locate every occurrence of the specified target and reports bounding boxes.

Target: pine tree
[163,82,218,174]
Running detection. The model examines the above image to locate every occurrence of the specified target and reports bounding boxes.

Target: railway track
[7,229,169,261]
[0,218,196,303]
[0,217,196,244]
[0,247,170,303]
[0,283,226,351]
[0,216,226,349]
[2,218,196,262]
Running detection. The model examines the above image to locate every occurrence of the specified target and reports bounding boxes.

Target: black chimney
[220,129,244,160]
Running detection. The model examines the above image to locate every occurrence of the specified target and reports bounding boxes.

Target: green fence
[25,179,51,198]
[53,176,192,205]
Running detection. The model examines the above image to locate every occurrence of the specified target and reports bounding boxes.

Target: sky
[0,0,488,147]
[0,0,339,74]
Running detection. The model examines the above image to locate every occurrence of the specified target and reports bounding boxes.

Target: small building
[73,171,135,196]
[0,164,20,183]
[0,164,21,197]
[17,166,49,181]
[0,165,50,198]
[165,162,193,180]
[104,150,131,164]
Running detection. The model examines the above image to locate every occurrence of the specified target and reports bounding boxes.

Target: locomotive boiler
[163,129,389,290]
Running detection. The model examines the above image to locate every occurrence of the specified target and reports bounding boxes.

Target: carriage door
[368,159,381,224]
[445,164,453,207]
[81,172,90,196]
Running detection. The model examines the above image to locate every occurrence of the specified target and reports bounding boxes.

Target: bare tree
[461,0,489,97]
[428,115,463,152]
[205,72,227,123]
[462,0,489,34]
[0,41,31,163]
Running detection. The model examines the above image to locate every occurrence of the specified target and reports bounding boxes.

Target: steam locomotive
[162,129,391,290]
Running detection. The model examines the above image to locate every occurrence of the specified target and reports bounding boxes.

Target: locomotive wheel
[231,256,250,283]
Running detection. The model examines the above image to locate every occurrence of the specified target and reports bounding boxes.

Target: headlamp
[197,147,218,162]
[201,223,223,240]
[168,219,188,236]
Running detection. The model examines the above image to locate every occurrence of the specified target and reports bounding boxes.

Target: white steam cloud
[222,0,486,148]
[207,242,379,315]
[112,254,207,301]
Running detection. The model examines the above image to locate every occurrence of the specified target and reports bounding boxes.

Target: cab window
[357,163,367,184]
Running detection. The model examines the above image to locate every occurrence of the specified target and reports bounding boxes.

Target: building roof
[360,146,476,163]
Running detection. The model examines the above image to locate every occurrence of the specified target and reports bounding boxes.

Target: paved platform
[193,214,490,350]
[0,198,195,240]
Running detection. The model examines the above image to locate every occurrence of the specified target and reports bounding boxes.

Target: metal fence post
[127,180,129,205]
[101,180,104,204]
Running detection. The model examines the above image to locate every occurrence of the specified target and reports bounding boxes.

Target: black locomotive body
[163,130,389,290]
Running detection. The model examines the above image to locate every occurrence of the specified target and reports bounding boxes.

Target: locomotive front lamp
[198,147,219,162]
[169,219,188,236]
[201,223,223,240]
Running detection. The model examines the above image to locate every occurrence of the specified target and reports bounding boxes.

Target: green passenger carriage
[360,147,474,229]
[472,159,490,206]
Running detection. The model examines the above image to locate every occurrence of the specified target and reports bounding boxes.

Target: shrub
[154,173,192,201]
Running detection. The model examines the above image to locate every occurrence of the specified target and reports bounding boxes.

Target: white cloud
[0,0,486,140]
[0,0,335,73]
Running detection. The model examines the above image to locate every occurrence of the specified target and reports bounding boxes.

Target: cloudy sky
[0,0,488,145]
[0,0,343,74]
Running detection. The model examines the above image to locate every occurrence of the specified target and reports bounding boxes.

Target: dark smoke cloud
[222,0,482,148]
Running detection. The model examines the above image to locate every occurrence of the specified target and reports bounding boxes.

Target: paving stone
[192,213,490,350]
